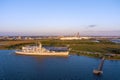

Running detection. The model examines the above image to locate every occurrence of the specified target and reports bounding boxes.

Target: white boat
[15,42,69,56]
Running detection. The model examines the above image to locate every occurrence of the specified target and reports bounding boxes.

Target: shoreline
[70,53,120,60]
[0,49,120,60]
[0,40,120,60]
[81,54,120,60]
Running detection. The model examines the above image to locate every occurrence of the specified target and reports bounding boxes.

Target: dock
[93,57,105,75]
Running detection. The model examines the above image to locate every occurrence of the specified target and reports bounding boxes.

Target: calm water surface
[0,50,120,80]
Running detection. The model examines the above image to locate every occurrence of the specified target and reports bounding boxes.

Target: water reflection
[0,50,120,80]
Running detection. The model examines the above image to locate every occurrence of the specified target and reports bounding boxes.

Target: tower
[76,32,80,37]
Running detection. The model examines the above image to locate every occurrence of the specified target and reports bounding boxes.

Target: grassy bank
[0,39,120,59]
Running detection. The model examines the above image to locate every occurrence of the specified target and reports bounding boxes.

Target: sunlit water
[111,39,120,43]
[0,50,120,80]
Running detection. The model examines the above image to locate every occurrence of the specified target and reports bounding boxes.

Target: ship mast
[38,42,41,48]
[38,42,42,52]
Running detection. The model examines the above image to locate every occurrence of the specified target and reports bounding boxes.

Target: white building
[60,32,91,40]
[60,36,91,40]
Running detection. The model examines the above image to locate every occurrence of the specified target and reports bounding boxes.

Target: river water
[0,50,120,80]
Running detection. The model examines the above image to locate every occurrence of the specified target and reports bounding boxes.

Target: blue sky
[0,0,120,36]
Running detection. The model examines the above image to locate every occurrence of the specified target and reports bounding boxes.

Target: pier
[93,57,105,75]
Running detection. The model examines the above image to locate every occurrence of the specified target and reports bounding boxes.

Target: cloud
[88,25,96,28]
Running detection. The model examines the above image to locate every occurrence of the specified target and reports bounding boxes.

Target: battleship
[15,42,69,56]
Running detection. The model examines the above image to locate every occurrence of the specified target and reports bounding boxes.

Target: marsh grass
[0,39,120,55]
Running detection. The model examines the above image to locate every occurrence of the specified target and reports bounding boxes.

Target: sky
[0,0,120,36]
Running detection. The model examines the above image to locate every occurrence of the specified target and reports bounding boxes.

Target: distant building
[24,37,33,40]
[17,36,22,40]
[60,36,90,40]
[60,32,91,40]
